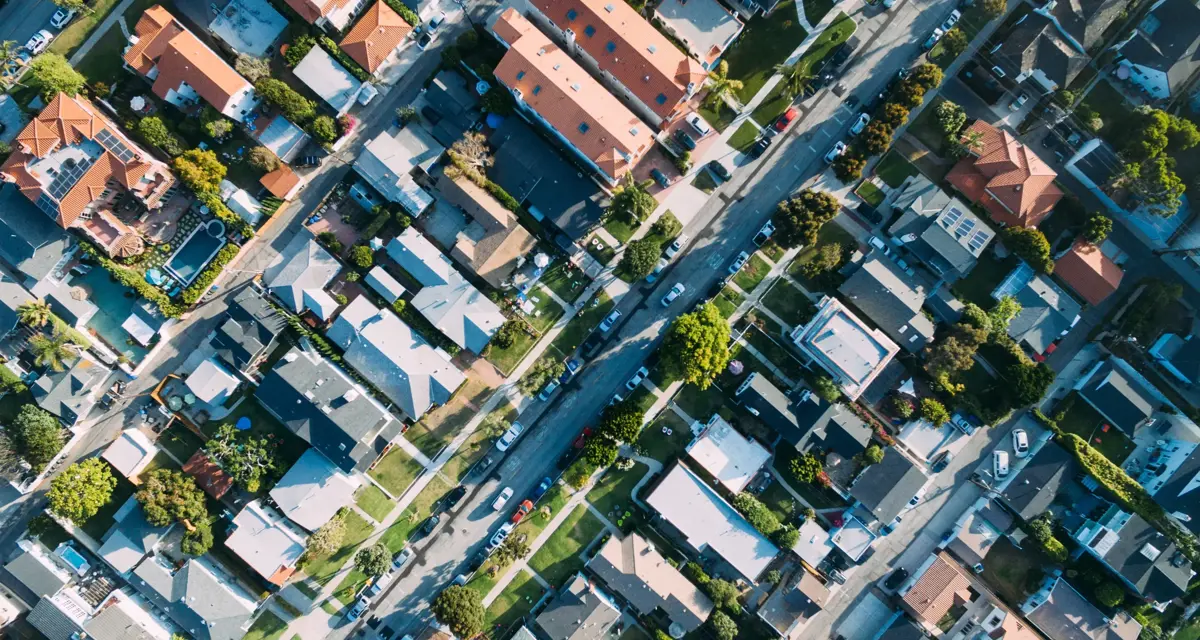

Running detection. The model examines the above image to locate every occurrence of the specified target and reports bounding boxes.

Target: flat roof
[209,0,287,57]
[654,0,744,67]
[793,519,834,568]
[293,47,361,112]
[685,414,770,494]
[830,516,876,561]
[792,297,899,400]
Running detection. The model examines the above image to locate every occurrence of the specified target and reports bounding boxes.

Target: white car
[599,309,622,332]
[923,27,944,50]
[728,251,750,275]
[687,114,712,137]
[492,487,514,511]
[824,141,847,163]
[1012,429,1030,458]
[391,547,414,570]
[850,113,870,135]
[661,283,686,307]
[1009,93,1030,111]
[646,257,669,283]
[496,422,525,452]
[49,8,76,29]
[488,522,515,549]
[24,30,53,55]
[665,233,690,259]
[346,597,370,621]
[940,9,961,31]
[868,235,892,255]
[626,367,649,391]
[992,450,1010,479]
[753,221,776,246]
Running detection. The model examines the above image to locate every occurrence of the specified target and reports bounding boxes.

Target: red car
[774,107,799,132]
[510,500,534,524]
[573,427,593,449]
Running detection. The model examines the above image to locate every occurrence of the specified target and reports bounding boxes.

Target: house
[386,228,506,353]
[121,299,171,349]
[888,176,994,282]
[340,1,413,75]
[32,354,114,427]
[84,590,173,640]
[128,556,256,640]
[264,230,341,321]
[733,373,872,459]
[5,541,73,598]
[1148,447,1200,534]
[184,357,241,406]
[829,515,877,562]
[993,263,1081,356]
[260,166,303,201]
[653,0,744,71]
[224,500,307,587]
[25,589,94,640]
[1054,240,1124,305]
[645,463,780,581]
[790,296,900,401]
[256,346,400,473]
[424,70,482,146]
[850,448,928,526]
[280,0,368,31]
[947,501,1013,572]
[792,519,834,569]
[293,47,363,115]
[990,12,1090,95]
[0,184,73,291]
[364,266,406,303]
[97,497,170,575]
[354,126,442,215]
[208,0,288,57]
[1023,577,1142,640]
[0,93,176,258]
[516,0,707,129]
[0,274,30,337]
[900,552,1039,639]
[490,9,654,185]
[758,571,829,639]
[183,451,234,499]
[101,428,158,481]
[839,255,936,352]
[436,169,537,289]
[587,534,713,634]
[1072,507,1193,603]
[535,574,621,640]
[1150,330,1200,386]
[252,115,310,164]
[899,553,974,633]
[327,295,466,419]
[999,441,1076,521]
[1115,0,1200,100]
[946,121,1063,228]
[685,414,770,493]
[124,6,260,119]
[270,449,360,531]
[211,287,287,376]
[1073,357,1200,436]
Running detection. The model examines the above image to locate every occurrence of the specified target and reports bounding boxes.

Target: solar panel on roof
[940,207,964,229]
[46,157,95,200]
[96,129,135,163]
[35,193,58,218]
[968,230,990,252]
[955,217,975,238]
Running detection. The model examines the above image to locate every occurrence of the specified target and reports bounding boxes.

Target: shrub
[681,562,710,586]
[285,35,317,66]
[348,245,374,269]
[248,147,280,172]
[731,492,782,536]
[310,115,338,144]
[182,243,241,305]
[563,458,596,489]
[1095,582,1126,608]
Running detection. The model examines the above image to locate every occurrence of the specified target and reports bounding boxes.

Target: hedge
[182,243,241,305]
[83,245,185,318]
[318,36,370,83]
[447,151,522,212]
[379,0,419,29]
[196,192,254,238]
[361,206,392,239]
[731,493,782,536]
[0,364,27,394]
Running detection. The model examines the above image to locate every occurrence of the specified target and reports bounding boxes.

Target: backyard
[761,280,817,327]
[204,396,309,474]
[527,504,608,587]
[874,151,920,188]
[950,253,1016,308]
[712,286,744,319]
[636,411,694,460]
[1081,79,1133,139]
[723,0,809,103]
[368,447,425,496]
[1053,394,1135,464]
[156,424,205,464]
[540,264,592,305]
[980,537,1044,607]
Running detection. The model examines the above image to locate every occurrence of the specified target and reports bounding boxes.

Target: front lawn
[760,241,786,263]
[548,291,614,357]
[1054,394,1135,465]
[729,121,763,151]
[72,25,130,87]
[909,97,950,155]
[740,328,806,381]
[379,475,453,552]
[406,379,495,459]
[526,291,567,334]
[514,484,571,543]
[355,485,395,522]
[541,264,592,306]
[693,171,720,194]
[950,253,1017,308]
[788,223,857,284]
[761,280,817,327]
[875,150,919,188]
[49,0,125,56]
[368,447,425,496]
[527,505,608,588]
[302,509,375,586]
[587,462,648,522]
[243,610,289,640]
[603,215,639,245]
[636,411,695,460]
[724,1,809,103]
[713,287,744,319]
[751,84,794,127]
[485,570,546,632]
[697,101,738,133]
[979,536,1044,607]
[856,181,885,207]
[733,253,772,292]
[797,13,855,76]
[485,327,539,376]
[442,401,516,482]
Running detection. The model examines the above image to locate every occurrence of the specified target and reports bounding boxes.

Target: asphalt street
[0,0,58,50]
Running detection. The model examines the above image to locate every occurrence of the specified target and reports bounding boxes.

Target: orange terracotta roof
[532,0,706,123]
[124,5,183,76]
[282,0,355,23]
[260,165,302,200]
[902,554,974,624]
[183,450,234,499]
[948,121,1062,227]
[1055,239,1123,305]
[493,9,653,181]
[340,1,412,73]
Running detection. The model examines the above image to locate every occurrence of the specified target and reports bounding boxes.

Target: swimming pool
[165,220,227,285]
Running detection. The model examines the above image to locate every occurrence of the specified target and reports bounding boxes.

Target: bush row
[82,245,185,318]
[182,243,241,306]
[318,35,370,83]
[380,0,420,29]
[730,493,798,548]
[195,192,255,238]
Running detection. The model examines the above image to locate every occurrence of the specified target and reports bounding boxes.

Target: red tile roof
[493,9,653,182]
[261,165,302,200]
[531,0,706,124]
[183,451,234,499]
[946,121,1063,227]
[1055,239,1123,305]
[282,0,356,23]
[340,1,412,73]
[901,554,974,624]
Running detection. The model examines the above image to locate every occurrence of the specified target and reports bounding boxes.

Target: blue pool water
[57,545,90,575]
[166,220,227,285]
[72,268,150,364]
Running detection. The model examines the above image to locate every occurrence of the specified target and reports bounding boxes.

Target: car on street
[850,113,870,135]
[993,450,1010,479]
[599,309,622,332]
[443,485,467,510]
[364,578,386,598]
[50,8,76,28]
[661,283,685,307]
[427,11,447,31]
[465,550,487,573]
[1009,93,1030,110]
[753,221,775,246]
[646,257,669,283]
[25,31,53,55]
[391,547,414,571]
[532,477,553,500]
[930,450,953,472]
[650,168,672,188]
[416,31,437,50]
[559,358,582,383]
[774,107,799,132]
[486,522,515,552]
[885,568,909,590]
[665,234,689,259]
[419,513,440,536]
[496,422,525,452]
[824,141,847,163]
[536,380,559,401]
[941,9,961,31]
[626,367,649,390]
[922,27,944,50]
[728,251,750,275]
[883,0,896,8]
[511,500,533,523]
[868,235,892,255]
[297,155,321,167]
[674,129,696,150]
[493,487,514,511]
[706,160,731,181]
[831,38,858,67]
[346,597,370,621]
[687,114,712,136]
[1012,429,1030,458]
[748,137,771,158]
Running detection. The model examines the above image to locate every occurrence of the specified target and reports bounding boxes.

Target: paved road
[0,0,57,50]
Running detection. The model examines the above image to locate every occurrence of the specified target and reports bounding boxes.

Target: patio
[115,192,192,245]
[306,196,369,251]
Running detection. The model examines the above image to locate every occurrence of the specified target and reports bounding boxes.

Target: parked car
[674,129,697,150]
[831,38,858,67]
[416,31,437,51]
[824,141,847,163]
[992,450,1010,478]
[49,8,76,29]
[391,547,414,571]
[661,283,685,307]
[753,221,776,246]
[922,27,944,50]
[558,358,582,384]
[665,234,690,259]
[532,477,553,500]
[706,160,731,181]
[728,251,750,275]
[930,450,953,472]
[868,235,892,255]
[427,11,447,31]
[646,257,669,283]
[650,168,671,188]
[687,113,712,137]
[940,9,961,31]
[536,380,559,401]
[297,155,321,167]
[511,500,534,524]
[573,427,593,449]
[774,107,799,132]
[1009,93,1030,111]
[419,513,440,536]
[1012,429,1030,458]
[492,487,514,511]
[465,550,487,573]
[748,137,771,158]
[849,113,870,135]
[346,597,370,621]
[496,422,525,452]
[626,367,649,390]
[885,568,909,590]
[486,522,515,552]
[443,486,467,510]
[24,30,53,55]
[364,578,385,598]
[598,309,622,332]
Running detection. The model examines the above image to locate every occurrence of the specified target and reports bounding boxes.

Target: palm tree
[962,129,985,155]
[775,62,815,101]
[17,299,51,328]
[705,60,744,108]
[30,329,73,372]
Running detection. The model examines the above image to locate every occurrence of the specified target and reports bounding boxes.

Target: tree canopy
[609,177,657,225]
[920,398,950,426]
[1003,227,1053,273]
[773,189,840,248]
[935,100,966,136]
[173,149,227,194]
[597,402,645,443]
[307,514,346,556]
[136,469,209,528]
[832,153,865,182]
[205,424,278,493]
[432,586,485,638]
[28,54,85,101]
[619,238,661,280]
[255,78,316,123]
[710,611,738,640]
[355,542,391,576]
[47,458,116,524]
[1083,215,1112,244]
[659,302,730,389]
[11,405,63,472]
[310,115,338,143]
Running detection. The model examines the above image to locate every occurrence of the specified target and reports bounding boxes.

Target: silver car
[661,283,686,307]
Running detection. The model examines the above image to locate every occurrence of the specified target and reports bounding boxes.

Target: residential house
[1150,330,1200,386]
[888,176,994,282]
[32,354,114,427]
[264,230,341,321]
[999,441,1077,521]
[994,263,1081,357]
[260,166,304,201]
[281,0,369,32]
[535,574,621,640]
[587,534,713,634]
[1072,507,1193,603]
[354,125,442,215]
[1073,357,1200,440]
[947,501,1014,573]
[685,414,770,494]
[436,168,537,289]
[252,115,310,165]
[25,589,98,640]
[734,373,872,459]
[124,6,260,119]
[184,357,241,406]
[790,296,900,401]
[386,228,506,354]
[0,93,177,258]
[211,287,288,377]
[757,571,830,639]
[128,556,257,640]
[792,519,834,569]
[256,346,400,473]
[946,121,1063,228]
[1148,447,1200,534]
[653,0,744,71]
[1022,577,1142,640]
[424,70,482,146]
[5,541,73,599]
[293,47,364,115]
[0,184,73,292]
[101,428,158,481]
[84,590,173,640]
[208,0,288,57]
[839,255,936,352]
[0,274,30,337]
[340,1,413,76]
[97,497,170,575]
[1054,240,1124,305]
[327,295,466,419]
[269,448,360,532]
[645,463,780,582]
[183,451,234,499]
[364,265,406,303]
[1115,0,1200,100]
[900,552,1039,639]
[990,12,1090,95]
[224,500,307,587]
[829,516,878,562]
[490,9,654,185]
[226,184,265,223]
[850,448,928,526]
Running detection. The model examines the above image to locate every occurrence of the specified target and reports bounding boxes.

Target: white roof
[792,297,899,400]
[121,312,156,347]
[653,0,743,68]
[184,358,240,405]
[102,429,158,480]
[793,519,834,568]
[685,414,770,493]
[224,500,307,583]
[303,288,340,320]
[364,266,406,303]
[226,189,262,226]
[209,0,287,56]
[293,47,362,113]
[646,464,779,581]
[265,231,341,314]
[98,530,145,574]
[354,127,444,208]
[830,516,876,561]
[256,116,309,163]
[269,449,360,532]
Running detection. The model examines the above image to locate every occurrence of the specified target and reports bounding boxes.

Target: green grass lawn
[603,215,639,245]
[585,233,618,265]
[442,401,516,482]
[368,447,425,496]
[950,253,1016,308]
[514,484,571,543]
[588,462,648,521]
[72,25,130,87]
[405,379,495,459]
[760,241,786,263]
[697,101,738,133]
[803,0,836,23]
[527,291,566,334]
[141,450,179,476]
[789,222,856,277]
[541,264,592,306]
[979,536,1044,607]
[751,84,794,127]
[673,384,727,421]
[741,326,806,380]
[527,505,607,588]
[48,0,126,56]
[244,610,289,640]
[636,411,694,460]
[354,485,395,522]
[856,181,885,207]
[724,0,809,103]
[875,150,919,188]
[302,509,374,586]
[758,481,800,523]
[729,121,763,151]
[909,96,950,155]
[798,13,855,76]
[713,287,744,319]
[80,469,135,541]
[157,424,204,464]
[484,570,546,631]
[692,170,720,194]
[547,291,614,357]
[1082,79,1134,139]
[486,327,539,376]
[761,280,816,326]
[379,475,453,553]
[1054,394,1135,464]
[733,253,772,292]
[627,385,657,414]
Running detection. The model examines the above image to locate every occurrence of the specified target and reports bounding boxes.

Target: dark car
[706,160,731,181]
[297,155,321,167]
[855,201,882,224]
[473,454,496,476]
[443,485,468,510]
[674,129,697,151]
[419,513,441,536]
[885,568,909,590]
[421,106,442,125]
[532,476,553,500]
[930,450,954,472]
[466,551,487,573]
[559,358,582,384]
[748,137,771,158]
[650,168,672,188]
[581,332,604,358]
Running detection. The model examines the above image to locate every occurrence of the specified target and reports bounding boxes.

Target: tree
[790,452,824,484]
[1027,513,1054,542]
[705,60,743,107]
[182,521,213,556]
[709,611,737,640]
[201,107,232,139]
[492,321,520,350]
[920,398,950,425]
[1166,114,1200,151]
[518,357,566,394]
[960,303,992,334]
[659,303,730,389]
[773,524,799,548]
[925,323,986,379]
[27,53,85,101]
[355,542,391,576]
[609,176,657,225]
[52,0,86,10]
[431,586,484,639]
[812,374,841,403]
[234,54,271,83]
[255,78,316,123]
[981,0,1005,17]
[1004,227,1053,273]
[1006,361,1055,406]
[863,444,885,465]
[833,153,865,182]
[46,458,115,523]
[775,61,815,99]
[888,395,914,419]
[205,424,277,492]
[173,149,227,194]
[30,329,74,372]
[0,41,16,71]
[1095,582,1126,608]
[774,189,840,248]
[651,214,683,240]
[0,431,23,481]
[598,402,644,442]
[1083,215,1113,244]
[1127,155,1186,217]
[136,469,209,527]
[935,100,966,136]
[307,515,345,556]
[138,117,171,148]
[707,579,741,613]
[450,132,494,173]
[908,64,944,92]
[619,237,661,280]
[989,296,1022,332]
[348,245,374,269]
[493,535,531,568]
[895,82,926,108]
[11,405,62,472]
[960,128,986,155]
[284,35,317,66]
[310,115,337,143]
[584,437,619,467]
[248,147,280,173]
[1122,107,1170,162]
[861,121,894,155]
[799,242,843,279]
[880,103,910,129]
[940,27,968,58]
[17,299,51,328]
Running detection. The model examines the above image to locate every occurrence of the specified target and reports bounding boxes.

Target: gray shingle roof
[999,441,1076,521]
[129,557,256,640]
[31,355,113,426]
[850,448,927,524]
[0,184,71,284]
[1078,359,1157,433]
[1008,273,1081,354]
[535,574,621,640]
[587,535,712,633]
[4,545,69,599]
[1118,0,1200,94]
[839,256,935,352]
[85,596,164,640]
[889,177,991,281]
[1096,513,1191,601]
[1050,0,1131,51]
[26,597,85,640]
[995,12,1090,90]
[212,288,287,373]
[264,231,340,314]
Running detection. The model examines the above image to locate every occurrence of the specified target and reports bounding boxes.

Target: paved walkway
[68,0,137,65]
